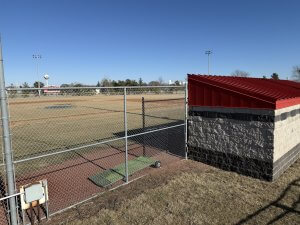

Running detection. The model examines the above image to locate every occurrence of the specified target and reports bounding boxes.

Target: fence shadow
[114,121,185,157]
[235,178,300,225]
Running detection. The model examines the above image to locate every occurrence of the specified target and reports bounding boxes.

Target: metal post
[0,37,18,225]
[33,54,41,97]
[124,88,129,183]
[184,80,188,160]
[37,61,41,97]
[205,50,212,75]
[142,97,145,156]
[208,54,210,75]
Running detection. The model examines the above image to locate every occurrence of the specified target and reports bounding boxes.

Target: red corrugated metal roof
[188,74,300,109]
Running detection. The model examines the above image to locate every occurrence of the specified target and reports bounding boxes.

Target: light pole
[32,54,42,96]
[205,50,212,75]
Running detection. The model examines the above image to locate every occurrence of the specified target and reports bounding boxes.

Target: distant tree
[111,80,117,86]
[96,81,101,87]
[33,81,45,88]
[60,84,70,87]
[125,79,138,86]
[73,83,84,87]
[112,80,123,86]
[100,78,112,87]
[124,79,131,86]
[292,66,300,82]
[231,70,250,77]
[21,82,30,88]
[72,83,94,95]
[174,80,181,86]
[20,82,30,97]
[271,73,279,80]
[148,81,160,86]
[138,78,144,86]
[262,75,267,79]
[7,84,17,97]
[109,79,139,87]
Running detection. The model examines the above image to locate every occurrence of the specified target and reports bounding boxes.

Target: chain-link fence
[0,86,187,224]
[0,194,21,225]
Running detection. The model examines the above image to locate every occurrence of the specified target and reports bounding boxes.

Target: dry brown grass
[7,93,184,160]
[2,93,184,177]
[45,159,300,225]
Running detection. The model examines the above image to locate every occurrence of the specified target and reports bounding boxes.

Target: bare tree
[292,66,300,82]
[231,70,250,77]
[100,77,112,87]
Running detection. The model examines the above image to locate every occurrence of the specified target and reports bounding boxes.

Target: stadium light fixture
[205,50,212,75]
[32,54,42,95]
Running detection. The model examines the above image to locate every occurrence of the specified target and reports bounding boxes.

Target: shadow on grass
[16,148,128,183]
[114,121,185,158]
[235,178,300,225]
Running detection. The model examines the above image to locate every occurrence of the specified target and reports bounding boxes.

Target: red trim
[276,97,300,109]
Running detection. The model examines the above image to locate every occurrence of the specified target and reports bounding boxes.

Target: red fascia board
[188,104,275,110]
[276,97,300,109]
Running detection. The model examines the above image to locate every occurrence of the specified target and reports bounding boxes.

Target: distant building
[44,85,60,94]
[169,80,186,85]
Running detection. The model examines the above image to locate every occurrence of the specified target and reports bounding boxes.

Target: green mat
[89,156,156,187]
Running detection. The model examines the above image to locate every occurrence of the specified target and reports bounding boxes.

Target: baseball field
[7,91,184,160]
[0,89,186,221]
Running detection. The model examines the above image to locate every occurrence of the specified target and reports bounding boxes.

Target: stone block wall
[273,105,300,180]
[188,105,300,181]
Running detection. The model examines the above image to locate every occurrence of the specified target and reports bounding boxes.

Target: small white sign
[24,183,44,203]
[20,180,48,210]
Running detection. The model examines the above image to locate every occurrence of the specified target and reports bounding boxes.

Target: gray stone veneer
[188,106,300,181]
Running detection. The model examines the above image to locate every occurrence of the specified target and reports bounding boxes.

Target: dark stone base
[273,143,300,180]
[188,146,273,181]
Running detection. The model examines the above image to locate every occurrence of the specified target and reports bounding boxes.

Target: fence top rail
[6,86,185,91]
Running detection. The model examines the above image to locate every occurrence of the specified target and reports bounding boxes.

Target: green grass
[89,156,156,187]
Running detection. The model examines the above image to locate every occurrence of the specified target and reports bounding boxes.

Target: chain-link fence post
[124,87,129,183]
[184,80,188,160]
[0,37,18,225]
[142,97,146,156]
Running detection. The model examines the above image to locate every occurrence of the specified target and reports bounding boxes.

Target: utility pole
[205,50,212,75]
[0,36,18,225]
[33,54,42,96]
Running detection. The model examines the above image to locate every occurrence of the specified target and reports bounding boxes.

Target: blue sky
[1,0,300,86]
